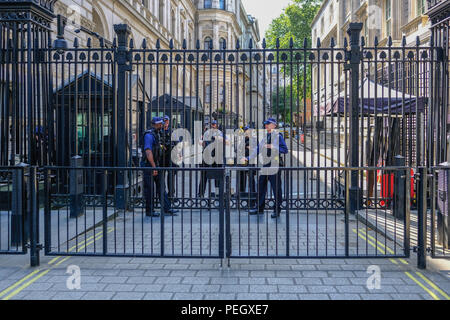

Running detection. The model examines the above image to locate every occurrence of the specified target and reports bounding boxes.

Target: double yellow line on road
[353,228,450,300]
[0,227,114,300]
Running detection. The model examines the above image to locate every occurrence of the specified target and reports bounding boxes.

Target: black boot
[249,208,264,215]
[164,209,179,216]
[146,211,160,217]
[271,211,281,219]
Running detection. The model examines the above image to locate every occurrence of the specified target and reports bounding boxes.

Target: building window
[417,0,425,16]
[204,37,213,49]
[205,85,211,103]
[220,86,225,104]
[204,0,212,9]
[219,0,226,10]
[385,0,391,37]
[219,37,226,49]
[171,10,176,36]
[159,0,165,25]
[364,17,368,41]
[329,3,333,24]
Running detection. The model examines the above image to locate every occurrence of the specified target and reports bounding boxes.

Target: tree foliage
[265,0,321,50]
[265,0,321,104]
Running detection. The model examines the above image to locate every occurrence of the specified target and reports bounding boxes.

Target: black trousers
[257,171,283,213]
[198,163,220,197]
[143,165,171,213]
[238,166,256,194]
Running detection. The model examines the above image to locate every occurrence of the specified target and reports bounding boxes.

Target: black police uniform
[141,128,173,217]
[239,134,256,195]
[250,131,288,218]
[198,128,222,197]
[161,125,176,198]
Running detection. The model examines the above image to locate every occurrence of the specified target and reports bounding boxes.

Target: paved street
[0,250,449,300]
[1,137,449,300]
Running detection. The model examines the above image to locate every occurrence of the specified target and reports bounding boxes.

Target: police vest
[142,129,162,166]
[266,133,285,167]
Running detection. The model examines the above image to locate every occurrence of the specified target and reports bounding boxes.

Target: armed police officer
[198,120,228,197]
[161,115,176,198]
[238,125,256,195]
[246,118,288,218]
[141,117,178,217]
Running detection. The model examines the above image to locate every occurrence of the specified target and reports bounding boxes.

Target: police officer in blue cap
[141,117,178,217]
[247,117,288,218]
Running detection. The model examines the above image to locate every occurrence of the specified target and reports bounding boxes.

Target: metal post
[347,23,363,214]
[225,169,231,267]
[417,167,427,269]
[219,169,226,265]
[394,155,406,220]
[11,164,28,247]
[70,156,83,218]
[114,24,131,210]
[29,166,40,267]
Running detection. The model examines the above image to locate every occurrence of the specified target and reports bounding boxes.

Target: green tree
[265,0,321,103]
[265,0,321,50]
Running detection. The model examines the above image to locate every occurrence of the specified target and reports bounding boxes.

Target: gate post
[0,1,56,166]
[417,167,427,269]
[347,23,363,215]
[29,166,40,267]
[11,164,28,247]
[114,24,131,210]
[394,155,406,220]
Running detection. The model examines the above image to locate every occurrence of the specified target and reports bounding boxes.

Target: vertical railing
[346,23,363,215]
[114,24,131,210]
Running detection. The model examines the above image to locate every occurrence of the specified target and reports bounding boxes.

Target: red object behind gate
[377,169,415,207]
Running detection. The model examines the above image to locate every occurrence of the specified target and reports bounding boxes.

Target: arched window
[204,37,213,50]
[159,0,165,25]
[204,0,212,9]
[219,37,226,59]
[219,37,226,49]
[219,0,226,10]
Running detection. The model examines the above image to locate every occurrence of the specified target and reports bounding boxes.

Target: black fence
[41,166,410,261]
[0,167,28,255]
[0,1,449,268]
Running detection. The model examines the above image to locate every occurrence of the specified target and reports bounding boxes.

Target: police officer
[238,126,256,195]
[141,117,178,217]
[247,118,288,218]
[161,115,176,198]
[198,120,225,197]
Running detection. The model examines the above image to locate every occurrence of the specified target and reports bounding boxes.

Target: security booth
[150,94,204,134]
[53,71,149,198]
[319,77,427,210]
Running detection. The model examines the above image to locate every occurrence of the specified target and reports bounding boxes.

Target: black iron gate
[0,1,448,268]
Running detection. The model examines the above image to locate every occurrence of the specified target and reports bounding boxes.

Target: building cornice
[426,0,450,25]
[401,15,429,37]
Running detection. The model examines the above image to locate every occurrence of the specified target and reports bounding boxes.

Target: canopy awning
[319,78,427,116]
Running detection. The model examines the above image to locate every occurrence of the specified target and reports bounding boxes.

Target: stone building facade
[52,0,267,128]
[311,0,432,110]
